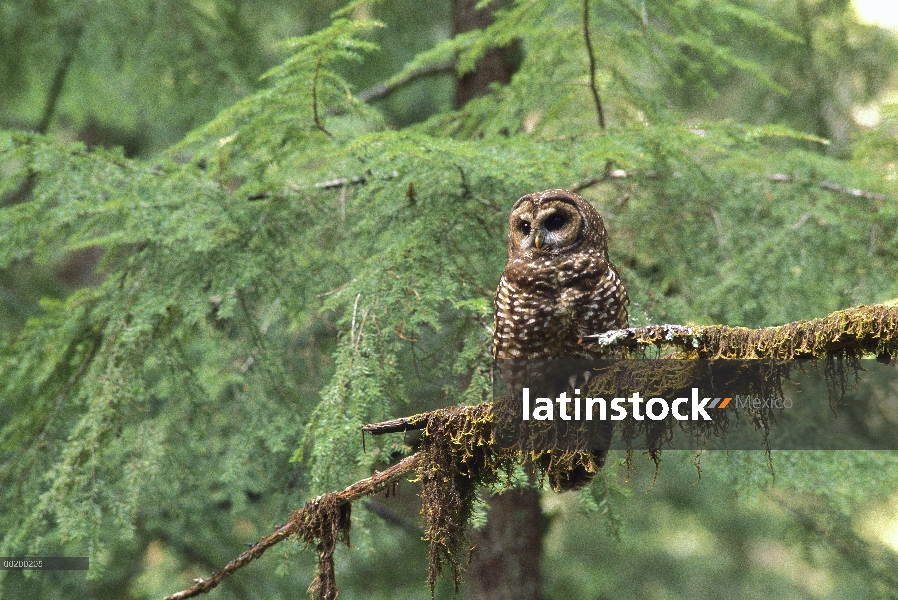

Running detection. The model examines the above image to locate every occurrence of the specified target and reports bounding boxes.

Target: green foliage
[547,450,898,599]
[1,0,898,597]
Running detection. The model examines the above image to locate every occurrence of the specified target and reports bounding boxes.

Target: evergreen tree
[2,1,898,598]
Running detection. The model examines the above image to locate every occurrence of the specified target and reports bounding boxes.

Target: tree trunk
[465,484,544,600]
[453,0,518,109]
[452,3,537,598]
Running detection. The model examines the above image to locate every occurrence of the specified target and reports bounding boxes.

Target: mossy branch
[163,453,422,600]
[361,414,428,435]
[583,304,898,359]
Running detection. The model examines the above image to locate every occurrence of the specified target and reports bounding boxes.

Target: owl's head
[507,189,608,259]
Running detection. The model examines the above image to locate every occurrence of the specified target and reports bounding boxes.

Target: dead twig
[362,415,428,436]
[357,60,456,104]
[767,174,888,201]
[582,0,606,130]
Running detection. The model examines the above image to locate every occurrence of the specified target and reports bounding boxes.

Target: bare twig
[711,209,724,243]
[570,164,627,192]
[792,213,810,230]
[315,174,368,189]
[767,173,793,183]
[163,452,422,600]
[582,0,606,130]
[350,292,362,343]
[38,21,85,133]
[312,55,333,138]
[316,280,354,298]
[768,174,887,201]
[324,60,456,118]
[357,60,456,103]
[819,180,887,200]
[314,171,398,190]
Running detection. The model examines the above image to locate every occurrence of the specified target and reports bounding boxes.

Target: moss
[416,403,515,595]
[594,305,898,360]
[295,493,352,600]
[413,305,898,589]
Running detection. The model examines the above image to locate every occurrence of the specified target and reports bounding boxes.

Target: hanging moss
[416,403,515,595]
[294,493,352,600]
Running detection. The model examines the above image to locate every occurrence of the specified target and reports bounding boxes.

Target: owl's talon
[567,370,592,392]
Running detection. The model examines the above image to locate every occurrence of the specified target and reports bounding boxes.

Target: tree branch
[163,304,898,599]
[163,452,422,600]
[312,54,332,138]
[582,304,898,359]
[357,60,456,103]
[38,22,85,133]
[582,0,606,130]
[362,415,428,435]
[570,163,627,192]
[565,167,890,203]
[768,173,888,201]
[268,161,881,201]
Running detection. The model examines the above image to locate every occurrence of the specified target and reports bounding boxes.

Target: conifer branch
[163,452,422,600]
[312,55,333,138]
[357,60,456,103]
[567,168,890,202]
[37,320,109,440]
[582,0,606,131]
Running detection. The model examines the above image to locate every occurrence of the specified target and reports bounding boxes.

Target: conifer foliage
[1,0,898,598]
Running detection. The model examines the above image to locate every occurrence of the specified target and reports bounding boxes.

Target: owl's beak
[534,232,543,251]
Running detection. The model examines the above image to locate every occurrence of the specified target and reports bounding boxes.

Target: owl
[493,189,629,490]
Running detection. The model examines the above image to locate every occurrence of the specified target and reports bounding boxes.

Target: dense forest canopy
[1,0,898,598]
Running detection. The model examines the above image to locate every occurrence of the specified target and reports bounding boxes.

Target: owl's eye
[519,220,531,235]
[544,214,566,231]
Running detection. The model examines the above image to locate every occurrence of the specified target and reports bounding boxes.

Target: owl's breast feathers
[493,251,628,361]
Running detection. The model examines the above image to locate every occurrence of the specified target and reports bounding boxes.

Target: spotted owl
[493,189,629,490]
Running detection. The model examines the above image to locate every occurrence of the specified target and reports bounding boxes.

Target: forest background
[2,0,898,598]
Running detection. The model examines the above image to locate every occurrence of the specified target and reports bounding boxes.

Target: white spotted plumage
[493,190,628,362]
[492,189,629,491]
